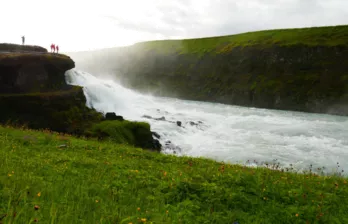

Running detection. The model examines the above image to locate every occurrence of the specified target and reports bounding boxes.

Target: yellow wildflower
[141,218,147,222]
[37,192,41,197]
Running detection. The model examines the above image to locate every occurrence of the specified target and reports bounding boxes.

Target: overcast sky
[1,0,347,52]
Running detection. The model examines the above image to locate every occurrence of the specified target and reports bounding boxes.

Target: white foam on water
[66,69,348,175]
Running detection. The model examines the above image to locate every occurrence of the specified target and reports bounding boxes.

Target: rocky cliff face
[0,44,161,151]
[114,45,348,115]
[69,25,348,116]
[0,87,103,134]
[0,45,101,134]
[0,53,74,93]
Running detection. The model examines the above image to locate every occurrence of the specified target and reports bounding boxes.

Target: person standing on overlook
[56,45,59,54]
[50,44,55,53]
[20,35,25,45]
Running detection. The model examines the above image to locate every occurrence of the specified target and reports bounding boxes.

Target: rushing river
[65,69,348,175]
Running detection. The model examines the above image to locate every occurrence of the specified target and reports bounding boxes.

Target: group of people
[50,44,59,53]
[21,36,60,54]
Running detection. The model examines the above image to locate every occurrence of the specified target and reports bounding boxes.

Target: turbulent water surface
[66,69,348,174]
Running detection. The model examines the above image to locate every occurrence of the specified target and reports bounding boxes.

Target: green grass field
[1,125,348,223]
[0,44,47,53]
[131,25,348,55]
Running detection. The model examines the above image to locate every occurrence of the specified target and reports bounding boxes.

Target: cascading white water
[65,69,348,174]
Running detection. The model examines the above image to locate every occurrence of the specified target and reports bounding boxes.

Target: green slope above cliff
[131,25,348,55]
[0,52,74,67]
[0,43,47,53]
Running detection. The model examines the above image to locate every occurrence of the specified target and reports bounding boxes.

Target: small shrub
[86,120,154,149]
[43,133,54,144]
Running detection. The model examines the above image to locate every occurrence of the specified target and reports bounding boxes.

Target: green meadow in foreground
[0,125,348,224]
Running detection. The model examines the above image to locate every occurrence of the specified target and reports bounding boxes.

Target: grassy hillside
[0,43,47,53]
[0,125,347,223]
[131,25,348,55]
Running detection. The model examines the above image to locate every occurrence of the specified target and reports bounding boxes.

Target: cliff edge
[0,45,74,93]
[0,43,161,151]
[0,43,48,53]
[0,43,100,134]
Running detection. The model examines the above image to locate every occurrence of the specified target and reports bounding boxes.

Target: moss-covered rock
[0,87,103,135]
[86,120,161,151]
[0,88,162,150]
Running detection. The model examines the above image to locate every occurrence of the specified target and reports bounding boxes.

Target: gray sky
[1,0,347,52]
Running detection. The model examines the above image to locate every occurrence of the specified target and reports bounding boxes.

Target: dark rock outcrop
[164,140,182,154]
[142,115,166,121]
[156,116,166,121]
[152,139,162,151]
[189,121,198,126]
[142,115,152,119]
[0,51,74,93]
[0,86,103,135]
[86,120,162,151]
[152,131,161,139]
[104,112,124,121]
